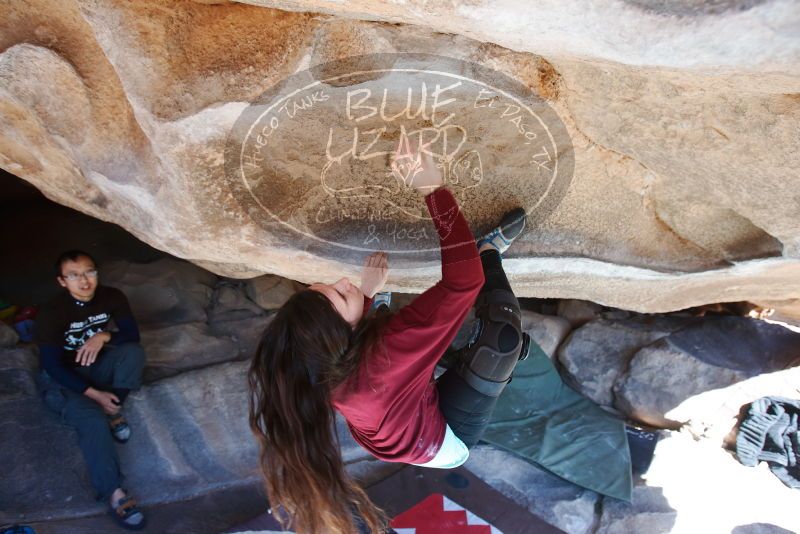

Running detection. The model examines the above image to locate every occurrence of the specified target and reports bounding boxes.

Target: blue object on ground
[1,526,37,534]
[13,319,34,343]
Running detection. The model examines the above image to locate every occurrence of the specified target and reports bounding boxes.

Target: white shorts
[410,423,469,469]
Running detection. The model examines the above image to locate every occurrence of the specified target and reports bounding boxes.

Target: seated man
[34,250,147,531]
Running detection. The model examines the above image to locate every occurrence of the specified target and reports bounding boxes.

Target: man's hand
[360,251,389,298]
[76,331,111,367]
[84,387,121,415]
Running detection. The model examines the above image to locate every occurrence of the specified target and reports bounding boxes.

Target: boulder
[557,315,695,407]
[1,0,799,313]
[102,259,217,327]
[387,292,418,312]
[140,322,241,382]
[245,275,306,311]
[670,364,800,445]
[638,430,800,534]
[0,346,38,400]
[556,299,603,327]
[26,482,271,534]
[521,310,572,360]
[0,360,385,525]
[596,483,677,534]
[466,445,599,534]
[206,279,271,358]
[1,363,264,522]
[208,280,266,323]
[615,316,800,428]
[209,314,273,359]
[0,322,19,347]
[732,525,797,534]
[0,397,92,522]
[753,298,800,327]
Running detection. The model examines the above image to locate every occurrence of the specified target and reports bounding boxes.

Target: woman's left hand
[360,251,389,298]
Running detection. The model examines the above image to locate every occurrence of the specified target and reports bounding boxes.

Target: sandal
[109,495,146,531]
[109,414,131,444]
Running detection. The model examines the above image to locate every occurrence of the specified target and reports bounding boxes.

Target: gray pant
[36,343,145,501]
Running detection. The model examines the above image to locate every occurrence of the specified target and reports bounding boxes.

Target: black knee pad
[457,289,527,397]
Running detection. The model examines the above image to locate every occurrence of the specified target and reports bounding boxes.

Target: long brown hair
[248,288,394,533]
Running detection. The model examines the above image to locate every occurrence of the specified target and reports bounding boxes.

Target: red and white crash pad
[390,493,500,533]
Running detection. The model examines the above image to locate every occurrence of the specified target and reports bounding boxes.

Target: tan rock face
[1,0,799,312]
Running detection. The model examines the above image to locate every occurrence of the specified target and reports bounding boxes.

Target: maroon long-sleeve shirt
[331,186,485,464]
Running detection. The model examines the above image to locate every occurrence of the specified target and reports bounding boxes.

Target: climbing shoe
[476,207,527,255]
[370,291,391,313]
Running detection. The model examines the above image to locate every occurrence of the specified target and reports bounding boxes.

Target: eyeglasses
[62,270,98,282]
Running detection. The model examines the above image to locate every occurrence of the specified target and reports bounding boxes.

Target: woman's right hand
[412,151,445,194]
[391,147,445,195]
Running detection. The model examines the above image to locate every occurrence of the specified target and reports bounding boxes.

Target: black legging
[477,247,514,293]
[435,248,522,448]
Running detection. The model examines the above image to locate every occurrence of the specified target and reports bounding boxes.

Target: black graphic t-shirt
[35,285,134,359]
[35,285,140,394]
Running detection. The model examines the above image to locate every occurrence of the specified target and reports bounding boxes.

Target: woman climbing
[248,149,531,533]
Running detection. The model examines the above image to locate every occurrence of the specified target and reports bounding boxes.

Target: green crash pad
[482,340,633,502]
